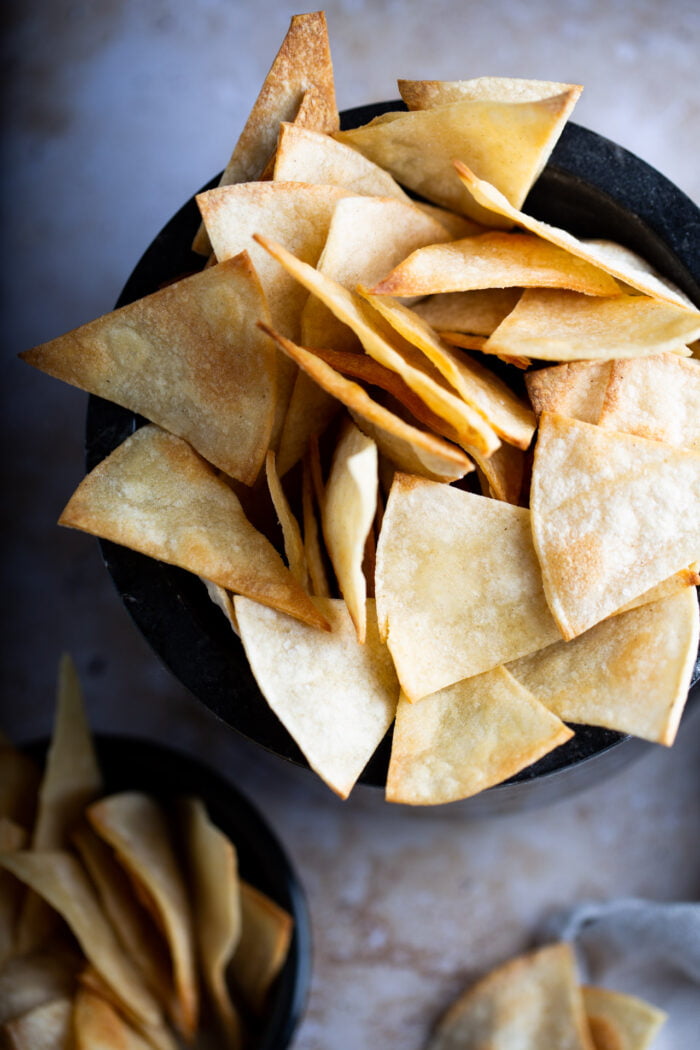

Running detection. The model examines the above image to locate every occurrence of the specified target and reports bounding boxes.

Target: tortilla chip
[471,441,526,504]
[530,413,700,638]
[259,325,473,482]
[180,798,242,1050]
[322,420,378,642]
[21,257,276,485]
[427,942,594,1050]
[235,597,398,798]
[386,666,572,805]
[413,288,522,336]
[399,75,583,110]
[0,851,163,1031]
[375,474,562,700]
[201,578,240,636]
[256,235,501,456]
[508,589,699,744]
[370,231,621,297]
[87,793,198,1040]
[598,353,700,449]
[484,288,700,361]
[275,367,340,478]
[192,10,337,253]
[301,194,454,353]
[59,425,329,631]
[454,162,700,311]
[229,881,293,1015]
[2,997,72,1050]
[334,89,581,226]
[525,361,612,422]
[359,291,535,449]
[412,203,486,239]
[273,121,410,201]
[582,986,667,1050]
[72,988,155,1050]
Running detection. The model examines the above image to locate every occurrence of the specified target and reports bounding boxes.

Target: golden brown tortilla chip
[508,589,699,744]
[531,412,700,638]
[235,597,399,799]
[370,231,621,297]
[427,942,594,1050]
[598,353,700,449]
[193,10,337,253]
[399,75,582,110]
[21,257,276,485]
[484,289,700,361]
[386,666,573,805]
[375,474,562,700]
[582,986,667,1050]
[525,361,612,422]
[72,988,155,1050]
[59,425,329,631]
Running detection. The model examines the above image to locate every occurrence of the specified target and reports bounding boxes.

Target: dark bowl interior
[25,734,312,1050]
[85,102,700,799]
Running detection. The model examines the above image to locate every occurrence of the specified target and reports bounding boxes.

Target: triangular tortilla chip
[322,420,378,643]
[193,11,337,253]
[426,943,594,1050]
[598,353,700,449]
[334,90,581,225]
[235,597,399,798]
[484,288,700,361]
[180,798,242,1049]
[531,413,700,638]
[229,881,293,1015]
[87,793,198,1040]
[301,194,454,353]
[413,288,521,336]
[386,666,572,805]
[0,851,163,1032]
[525,360,612,422]
[508,589,699,744]
[59,425,328,630]
[399,75,582,110]
[375,474,562,700]
[582,986,667,1050]
[454,162,700,311]
[370,231,621,297]
[21,257,276,486]
[259,325,473,482]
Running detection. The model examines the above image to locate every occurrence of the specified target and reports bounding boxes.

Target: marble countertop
[3,1,699,1046]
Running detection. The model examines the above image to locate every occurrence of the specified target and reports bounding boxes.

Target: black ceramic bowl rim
[85,102,700,793]
[24,733,312,1050]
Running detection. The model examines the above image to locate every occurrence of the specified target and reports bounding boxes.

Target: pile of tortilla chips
[0,656,293,1049]
[426,942,666,1050]
[21,11,700,805]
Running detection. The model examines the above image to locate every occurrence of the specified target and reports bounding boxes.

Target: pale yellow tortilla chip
[484,288,700,361]
[180,797,242,1050]
[259,324,473,482]
[235,597,399,798]
[399,75,583,109]
[427,942,594,1050]
[370,231,621,298]
[322,420,378,643]
[525,360,613,422]
[21,257,276,486]
[386,666,573,805]
[193,11,337,253]
[301,194,454,353]
[334,90,580,226]
[508,589,699,745]
[454,162,700,311]
[59,425,329,631]
[531,412,700,638]
[582,985,667,1050]
[229,880,293,1015]
[359,290,535,449]
[412,288,522,336]
[2,997,72,1050]
[598,353,700,449]
[72,988,154,1050]
[273,121,410,201]
[256,235,501,455]
[87,792,198,1040]
[375,474,562,700]
[0,851,163,1031]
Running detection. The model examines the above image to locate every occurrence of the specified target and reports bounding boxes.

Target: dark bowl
[85,102,700,811]
[25,734,312,1048]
